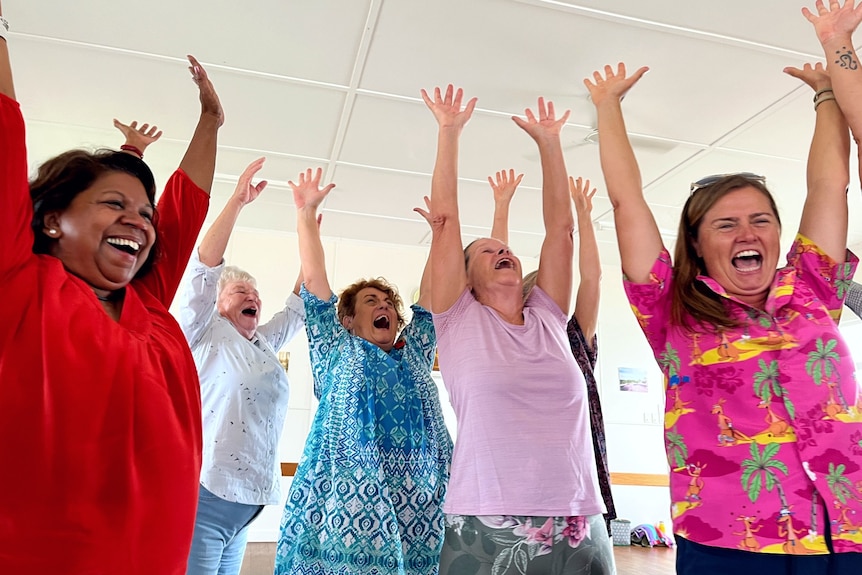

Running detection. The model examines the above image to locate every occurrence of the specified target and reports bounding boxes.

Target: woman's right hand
[584,62,649,108]
[420,84,477,131]
[289,168,335,211]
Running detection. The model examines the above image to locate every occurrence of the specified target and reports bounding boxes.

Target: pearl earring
[48,229,57,235]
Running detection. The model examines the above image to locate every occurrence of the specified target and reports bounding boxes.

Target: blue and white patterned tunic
[275,287,452,575]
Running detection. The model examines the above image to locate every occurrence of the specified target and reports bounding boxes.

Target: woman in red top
[0,5,224,573]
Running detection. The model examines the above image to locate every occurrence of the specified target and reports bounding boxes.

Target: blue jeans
[186,484,264,575]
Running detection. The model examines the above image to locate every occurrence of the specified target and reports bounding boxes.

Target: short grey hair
[218,265,257,295]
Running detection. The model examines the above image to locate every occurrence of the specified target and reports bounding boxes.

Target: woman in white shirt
[178,158,306,575]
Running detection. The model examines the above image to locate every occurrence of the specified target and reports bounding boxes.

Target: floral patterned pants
[440,514,616,575]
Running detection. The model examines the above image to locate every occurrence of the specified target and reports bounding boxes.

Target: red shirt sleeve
[136,169,209,307]
[0,93,34,279]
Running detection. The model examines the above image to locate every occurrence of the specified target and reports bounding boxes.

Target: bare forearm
[577,209,601,283]
[197,197,243,267]
[491,201,510,243]
[178,114,220,194]
[417,249,432,310]
[800,95,850,260]
[430,128,461,218]
[296,207,331,300]
[824,36,862,138]
[538,137,573,234]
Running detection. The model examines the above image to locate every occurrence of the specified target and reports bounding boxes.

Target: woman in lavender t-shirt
[420,84,614,575]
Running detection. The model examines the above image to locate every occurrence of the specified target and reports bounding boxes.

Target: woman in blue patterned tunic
[275,168,452,575]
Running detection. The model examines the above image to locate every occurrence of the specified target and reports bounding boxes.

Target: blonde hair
[218,265,257,295]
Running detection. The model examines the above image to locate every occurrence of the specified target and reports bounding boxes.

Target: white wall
[186,226,862,542]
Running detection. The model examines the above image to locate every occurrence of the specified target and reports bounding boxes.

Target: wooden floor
[240,542,676,574]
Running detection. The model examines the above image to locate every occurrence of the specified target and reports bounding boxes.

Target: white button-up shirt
[178,251,305,505]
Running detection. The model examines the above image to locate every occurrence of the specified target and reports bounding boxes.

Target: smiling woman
[0,15,224,571]
[586,3,862,568]
[274,168,452,575]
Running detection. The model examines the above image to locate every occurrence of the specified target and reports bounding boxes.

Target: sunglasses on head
[689,172,766,195]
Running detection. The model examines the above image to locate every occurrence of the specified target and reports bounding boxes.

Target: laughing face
[44,171,156,296]
[692,186,780,309]
[465,237,523,295]
[341,287,399,352]
[218,280,262,340]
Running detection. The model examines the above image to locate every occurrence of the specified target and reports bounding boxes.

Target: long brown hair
[672,175,780,329]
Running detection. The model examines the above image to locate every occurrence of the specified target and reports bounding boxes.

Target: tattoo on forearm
[835,47,859,70]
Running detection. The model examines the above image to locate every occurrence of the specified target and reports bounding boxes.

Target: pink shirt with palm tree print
[626,234,862,555]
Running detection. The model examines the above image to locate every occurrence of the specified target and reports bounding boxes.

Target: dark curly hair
[29,149,159,278]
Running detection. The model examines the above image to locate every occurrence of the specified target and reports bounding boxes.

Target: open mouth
[495,258,514,270]
[732,249,762,272]
[373,314,391,329]
[241,307,258,317]
[106,237,141,256]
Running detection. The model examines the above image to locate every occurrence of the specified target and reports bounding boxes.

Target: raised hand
[232,158,268,206]
[290,168,335,211]
[570,176,596,217]
[420,84,477,130]
[113,119,162,155]
[784,62,832,92]
[488,169,524,206]
[511,97,571,142]
[802,0,862,45]
[187,55,224,127]
[584,63,649,108]
[414,196,434,227]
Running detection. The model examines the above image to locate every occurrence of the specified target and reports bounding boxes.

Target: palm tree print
[835,263,855,299]
[666,428,688,469]
[753,359,795,419]
[659,343,681,379]
[740,443,789,509]
[826,463,855,504]
[805,338,849,410]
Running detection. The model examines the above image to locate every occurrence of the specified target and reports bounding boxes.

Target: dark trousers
[676,521,862,575]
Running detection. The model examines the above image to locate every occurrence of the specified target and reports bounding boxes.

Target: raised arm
[571,176,601,345]
[785,62,850,261]
[290,168,335,301]
[178,55,224,194]
[113,119,162,159]
[198,157,267,267]
[512,98,573,313]
[585,63,660,284]
[0,2,14,100]
[420,85,477,313]
[804,0,862,137]
[488,169,524,243]
[414,195,435,311]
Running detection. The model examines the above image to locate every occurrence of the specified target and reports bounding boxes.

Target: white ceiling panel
[8,0,371,86]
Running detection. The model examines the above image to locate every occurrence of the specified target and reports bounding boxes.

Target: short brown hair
[672,174,781,329]
[337,277,406,330]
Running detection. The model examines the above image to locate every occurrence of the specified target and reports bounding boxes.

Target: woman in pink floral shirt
[584,2,862,573]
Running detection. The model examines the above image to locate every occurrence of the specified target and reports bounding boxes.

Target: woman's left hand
[511,97,571,142]
[187,54,224,127]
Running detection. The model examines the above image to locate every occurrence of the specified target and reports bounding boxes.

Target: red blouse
[0,93,208,574]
